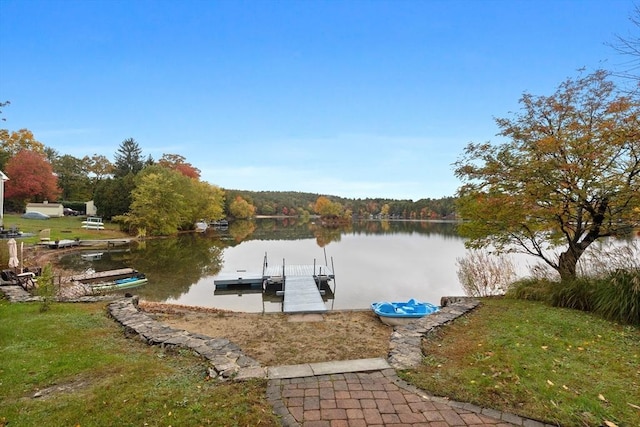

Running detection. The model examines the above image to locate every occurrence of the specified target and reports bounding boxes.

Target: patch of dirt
[31,378,92,400]
[140,302,393,366]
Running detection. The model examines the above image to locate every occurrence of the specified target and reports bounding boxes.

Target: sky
[0,0,637,200]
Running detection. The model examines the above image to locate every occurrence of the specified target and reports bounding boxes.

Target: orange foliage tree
[158,153,201,179]
[4,150,61,209]
[454,71,640,282]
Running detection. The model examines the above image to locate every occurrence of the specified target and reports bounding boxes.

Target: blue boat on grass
[371,298,440,326]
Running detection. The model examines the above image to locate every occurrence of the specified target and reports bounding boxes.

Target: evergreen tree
[113,138,144,178]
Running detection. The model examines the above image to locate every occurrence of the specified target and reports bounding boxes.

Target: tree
[119,165,225,236]
[52,154,93,201]
[84,154,114,180]
[229,196,255,219]
[0,128,46,170]
[454,71,640,282]
[113,138,144,178]
[0,100,9,121]
[188,180,225,223]
[4,150,61,209]
[124,166,189,235]
[610,5,640,85]
[313,196,343,219]
[158,153,201,179]
[93,175,136,219]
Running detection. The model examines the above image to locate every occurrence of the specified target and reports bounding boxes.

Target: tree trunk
[558,249,582,282]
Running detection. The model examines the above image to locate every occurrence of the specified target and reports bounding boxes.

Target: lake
[56,218,638,313]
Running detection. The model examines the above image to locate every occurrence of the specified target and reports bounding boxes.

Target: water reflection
[56,220,467,312]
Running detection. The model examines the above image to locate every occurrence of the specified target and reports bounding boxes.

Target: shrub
[549,278,596,311]
[505,278,553,302]
[36,263,55,312]
[593,269,640,325]
[456,250,516,297]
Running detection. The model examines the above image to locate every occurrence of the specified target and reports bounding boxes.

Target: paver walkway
[265,358,546,427]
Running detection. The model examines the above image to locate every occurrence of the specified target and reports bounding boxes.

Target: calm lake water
[55,219,470,312]
[55,218,638,313]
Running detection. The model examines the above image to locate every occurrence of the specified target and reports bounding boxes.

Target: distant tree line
[0,127,457,235]
[224,189,457,220]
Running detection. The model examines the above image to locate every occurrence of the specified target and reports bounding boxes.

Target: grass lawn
[2,213,129,245]
[0,300,279,427]
[400,297,640,427]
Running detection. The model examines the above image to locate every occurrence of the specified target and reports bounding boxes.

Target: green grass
[2,213,129,245]
[2,294,638,426]
[400,298,640,427]
[0,300,279,427]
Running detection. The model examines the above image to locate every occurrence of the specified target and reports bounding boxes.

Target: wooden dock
[213,255,335,314]
[70,268,138,283]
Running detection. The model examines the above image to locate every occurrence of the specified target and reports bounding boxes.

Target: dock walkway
[281,275,326,313]
[213,257,335,314]
[267,263,334,314]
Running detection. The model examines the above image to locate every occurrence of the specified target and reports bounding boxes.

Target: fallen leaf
[627,402,640,410]
[603,421,618,427]
[599,394,608,402]
[541,346,548,350]
[547,380,554,386]
[562,385,569,390]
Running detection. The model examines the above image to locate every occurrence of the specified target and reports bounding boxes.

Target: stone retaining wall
[107,296,265,380]
[387,296,480,370]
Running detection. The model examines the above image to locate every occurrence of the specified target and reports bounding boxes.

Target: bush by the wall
[505,278,553,302]
[549,278,596,312]
[593,269,640,325]
[508,271,640,326]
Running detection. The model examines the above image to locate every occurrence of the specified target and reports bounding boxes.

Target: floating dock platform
[214,254,335,314]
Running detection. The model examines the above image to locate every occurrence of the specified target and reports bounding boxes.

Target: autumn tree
[186,179,226,224]
[4,150,61,209]
[119,165,224,236]
[313,196,344,219]
[158,153,201,179]
[454,71,640,282]
[0,128,46,170]
[229,196,255,219]
[113,138,144,178]
[84,154,114,180]
[123,166,189,235]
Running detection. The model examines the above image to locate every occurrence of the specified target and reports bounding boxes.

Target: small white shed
[25,201,64,218]
[85,200,97,216]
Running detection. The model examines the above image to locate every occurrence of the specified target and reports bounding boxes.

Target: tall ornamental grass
[507,270,640,325]
[592,269,640,325]
[549,277,596,312]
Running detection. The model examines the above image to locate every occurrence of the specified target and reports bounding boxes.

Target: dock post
[281,258,286,296]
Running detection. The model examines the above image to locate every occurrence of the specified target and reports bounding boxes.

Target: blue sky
[0,0,636,200]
